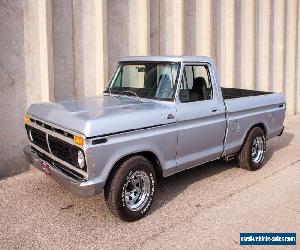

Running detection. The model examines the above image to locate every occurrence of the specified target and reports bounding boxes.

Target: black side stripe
[87,122,176,140]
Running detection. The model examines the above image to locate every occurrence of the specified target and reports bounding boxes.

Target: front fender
[86,123,178,192]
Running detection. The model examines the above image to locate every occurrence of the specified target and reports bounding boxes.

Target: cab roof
[119,56,214,64]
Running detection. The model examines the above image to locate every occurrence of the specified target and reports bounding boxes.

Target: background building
[0,0,299,177]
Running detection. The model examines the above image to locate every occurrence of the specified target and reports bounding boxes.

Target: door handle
[167,114,175,120]
[211,108,218,112]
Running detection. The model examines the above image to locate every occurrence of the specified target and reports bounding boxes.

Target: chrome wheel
[124,171,151,211]
[251,136,264,164]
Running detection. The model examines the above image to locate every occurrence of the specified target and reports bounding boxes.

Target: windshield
[107,62,180,101]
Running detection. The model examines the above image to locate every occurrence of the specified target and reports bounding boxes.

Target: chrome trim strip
[46,133,53,155]
[30,143,88,178]
[28,119,83,149]
[28,114,85,138]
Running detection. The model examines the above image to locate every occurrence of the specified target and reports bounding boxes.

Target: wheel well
[255,123,267,136]
[104,151,163,189]
[241,123,267,149]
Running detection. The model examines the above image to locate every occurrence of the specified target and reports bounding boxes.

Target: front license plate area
[41,161,51,176]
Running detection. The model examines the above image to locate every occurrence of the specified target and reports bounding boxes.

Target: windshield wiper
[103,87,112,95]
[122,90,141,101]
[103,88,122,101]
[104,89,141,101]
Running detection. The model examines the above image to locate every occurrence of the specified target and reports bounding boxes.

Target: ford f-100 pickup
[24,56,285,221]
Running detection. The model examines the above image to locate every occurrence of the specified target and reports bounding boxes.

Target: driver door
[176,63,226,171]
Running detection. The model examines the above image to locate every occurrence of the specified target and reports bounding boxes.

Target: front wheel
[104,156,156,221]
[238,127,266,171]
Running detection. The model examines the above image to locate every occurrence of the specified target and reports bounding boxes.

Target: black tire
[238,127,266,171]
[104,156,156,222]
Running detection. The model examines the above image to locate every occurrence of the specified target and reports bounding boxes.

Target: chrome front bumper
[23,145,104,197]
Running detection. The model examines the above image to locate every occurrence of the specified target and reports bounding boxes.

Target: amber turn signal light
[25,115,30,124]
[74,135,84,146]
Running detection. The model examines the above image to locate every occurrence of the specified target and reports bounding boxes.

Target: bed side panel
[224,93,285,155]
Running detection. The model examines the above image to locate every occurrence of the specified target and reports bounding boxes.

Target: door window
[179,65,213,103]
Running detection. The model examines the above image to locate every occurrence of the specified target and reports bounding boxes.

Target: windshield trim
[106,61,181,102]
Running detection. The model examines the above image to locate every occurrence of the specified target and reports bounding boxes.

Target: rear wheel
[238,127,266,171]
[104,156,156,221]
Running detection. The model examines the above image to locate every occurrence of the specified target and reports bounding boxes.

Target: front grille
[31,146,84,180]
[48,135,79,167]
[25,123,86,173]
[26,125,49,152]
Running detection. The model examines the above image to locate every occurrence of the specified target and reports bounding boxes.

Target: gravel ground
[0,115,299,249]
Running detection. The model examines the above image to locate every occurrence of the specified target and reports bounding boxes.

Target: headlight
[77,150,85,169]
[28,129,34,142]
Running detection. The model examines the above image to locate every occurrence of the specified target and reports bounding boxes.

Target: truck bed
[221,87,272,100]
[222,88,285,157]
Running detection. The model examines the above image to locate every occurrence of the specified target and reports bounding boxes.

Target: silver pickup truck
[24,56,285,221]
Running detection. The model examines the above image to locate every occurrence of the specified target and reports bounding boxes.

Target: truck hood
[27,95,176,138]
